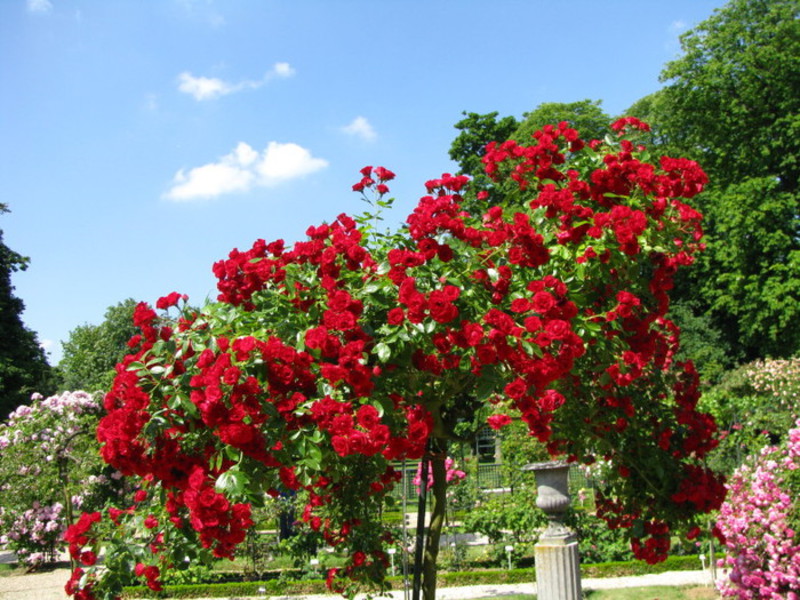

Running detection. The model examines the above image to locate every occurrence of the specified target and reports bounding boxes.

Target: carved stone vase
[523,460,582,600]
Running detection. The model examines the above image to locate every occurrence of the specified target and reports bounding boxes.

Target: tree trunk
[421,443,447,600]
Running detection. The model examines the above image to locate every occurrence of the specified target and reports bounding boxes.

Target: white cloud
[27,0,53,14]
[341,116,377,142]
[256,142,327,181]
[177,73,232,101]
[177,62,295,101]
[164,141,328,201]
[272,62,295,78]
[39,339,54,354]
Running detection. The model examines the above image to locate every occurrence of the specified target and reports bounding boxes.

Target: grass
[473,586,719,600]
[586,585,720,599]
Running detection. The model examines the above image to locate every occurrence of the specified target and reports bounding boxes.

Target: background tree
[625,0,800,364]
[448,100,611,180]
[0,204,54,419]
[510,99,610,145]
[58,299,139,392]
[449,111,519,178]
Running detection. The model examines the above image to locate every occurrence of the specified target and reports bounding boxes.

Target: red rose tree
[65,119,725,600]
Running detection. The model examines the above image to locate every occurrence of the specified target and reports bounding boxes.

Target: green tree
[511,99,610,145]
[449,111,519,178]
[626,0,800,362]
[449,101,612,181]
[0,204,54,419]
[59,298,140,392]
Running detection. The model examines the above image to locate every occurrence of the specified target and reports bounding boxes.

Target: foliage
[0,391,121,567]
[494,418,551,489]
[0,204,54,420]
[716,419,800,598]
[626,0,800,362]
[689,178,800,362]
[667,300,732,386]
[658,0,800,191]
[700,356,800,475]
[448,101,611,188]
[511,100,610,147]
[449,111,519,178]
[464,489,545,545]
[59,299,141,392]
[569,509,633,564]
[65,122,724,600]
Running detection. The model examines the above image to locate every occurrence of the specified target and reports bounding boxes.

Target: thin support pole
[401,459,409,600]
[411,449,430,600]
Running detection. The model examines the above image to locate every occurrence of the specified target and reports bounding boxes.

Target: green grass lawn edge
[121,554,704,598]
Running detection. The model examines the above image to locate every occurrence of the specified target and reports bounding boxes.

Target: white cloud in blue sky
[27,0,53,14]
[341,116,377,142]
[177,62,295,101]
[164,141,328,201]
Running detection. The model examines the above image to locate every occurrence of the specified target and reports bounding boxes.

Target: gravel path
[0,565,72,600]
[0,564,723,600]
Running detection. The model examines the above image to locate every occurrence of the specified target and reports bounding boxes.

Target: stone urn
[523,460,582,600]
[523,460,572,538]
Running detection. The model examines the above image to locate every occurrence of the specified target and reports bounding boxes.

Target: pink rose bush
[717,418,800,598]
[413,457,466,492]
[0,391,122,568]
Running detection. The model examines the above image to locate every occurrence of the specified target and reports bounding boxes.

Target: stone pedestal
[535,531,582,600]
[524,461,583,600]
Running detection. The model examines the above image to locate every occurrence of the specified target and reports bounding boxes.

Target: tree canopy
[448,101,611,180]
[449,111,519,178]
[511,100,610,146]
[59,299,140,392]
[0,204,54,419]
[626,0,800,364]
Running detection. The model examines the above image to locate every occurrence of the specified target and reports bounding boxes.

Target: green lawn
[474,585,720,600]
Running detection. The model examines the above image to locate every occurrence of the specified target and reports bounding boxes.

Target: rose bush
[64,119,725,600]
[701,356,800,475]
[0,391,122,568]
[716,419,800,598]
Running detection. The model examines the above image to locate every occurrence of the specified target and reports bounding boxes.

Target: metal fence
[391,461,593,506]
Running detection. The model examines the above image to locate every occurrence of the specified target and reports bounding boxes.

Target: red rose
[387,308,405,325]
[487,414,512,430]
[357,405,381,430]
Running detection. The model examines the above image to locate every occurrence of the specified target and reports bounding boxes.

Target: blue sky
[1,0,727,365]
